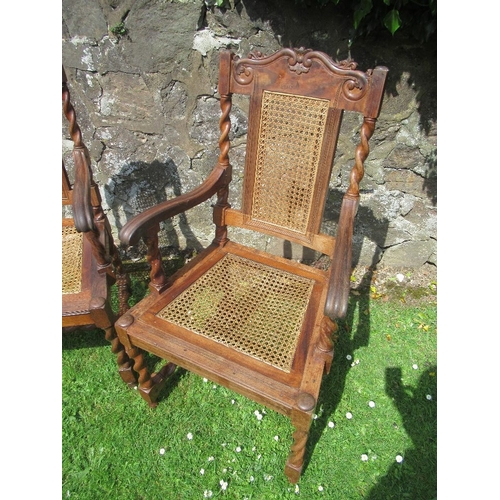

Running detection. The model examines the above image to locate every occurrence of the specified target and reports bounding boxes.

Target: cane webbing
[250,91,329,235]
[62,225,83,294]
[157,253,315,372]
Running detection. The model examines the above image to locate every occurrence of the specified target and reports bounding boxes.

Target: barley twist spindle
[127,346,153,389]
[213,93,232,245]
[288,430,308,468]
[217,93,232,167]
[104,326,131,372]
[144,225,167,292]
[62,80,84,149]
[317,315,338,353]
[347,117,376,198]
[84,230,109,270]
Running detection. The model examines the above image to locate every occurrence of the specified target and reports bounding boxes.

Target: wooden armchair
[62,67,136,388]
[115,48,387,482]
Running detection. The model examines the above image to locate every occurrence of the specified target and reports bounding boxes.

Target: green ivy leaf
[353,0,373,29]
[429,0,437,16]
[382,0,391,5]
[383,8,402,35]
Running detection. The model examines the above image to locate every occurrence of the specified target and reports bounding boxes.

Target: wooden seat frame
[62,67,136,388]
[115,48,387,482]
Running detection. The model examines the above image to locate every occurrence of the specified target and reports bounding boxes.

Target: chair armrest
[324,196,359,320]
[119,164,231,246]
[72,145,96,233]
[63,66,95,234]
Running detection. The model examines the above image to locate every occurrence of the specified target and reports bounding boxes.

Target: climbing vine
[296,0,436,44]
[206,1,436,46]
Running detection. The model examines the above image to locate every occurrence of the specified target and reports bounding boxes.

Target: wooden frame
[115,48,388,482]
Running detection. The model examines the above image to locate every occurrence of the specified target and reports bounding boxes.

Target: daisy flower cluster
[166,418,282,497]
[346,353,360,367]
[156,358,434,496]
[253,408,267,421]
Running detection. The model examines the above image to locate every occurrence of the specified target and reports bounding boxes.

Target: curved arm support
[119,164,231,247]
[72,146,96,232]
[324,196,358,320]
[325,116,376,320]
[325,115,377,319]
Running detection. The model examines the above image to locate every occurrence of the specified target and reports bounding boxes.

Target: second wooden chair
[62,67,136,388]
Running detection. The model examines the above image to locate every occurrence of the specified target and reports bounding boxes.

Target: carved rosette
[287,47,313,75]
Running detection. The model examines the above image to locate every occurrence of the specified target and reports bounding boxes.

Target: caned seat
[115,48,388,482]
[157,252,315,373]
[62,67,136,388]
[62,225,84,295]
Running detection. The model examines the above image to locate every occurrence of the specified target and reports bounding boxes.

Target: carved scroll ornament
[233,47,369,101]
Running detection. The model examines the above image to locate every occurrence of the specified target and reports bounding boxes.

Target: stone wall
[62,0,437,268]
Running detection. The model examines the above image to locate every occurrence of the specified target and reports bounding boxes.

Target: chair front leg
[115,313,177,407]
[89,297,137,387]
[285,392,316,483]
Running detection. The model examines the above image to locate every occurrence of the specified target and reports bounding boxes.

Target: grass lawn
[62,267,437,499]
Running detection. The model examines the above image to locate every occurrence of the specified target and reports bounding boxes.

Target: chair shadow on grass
[302,195,387,475]
[303,260,375,473]
[302,195,436,498]
[365,366,437,500]
[62,326,110,350]
[61,326,188,406]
